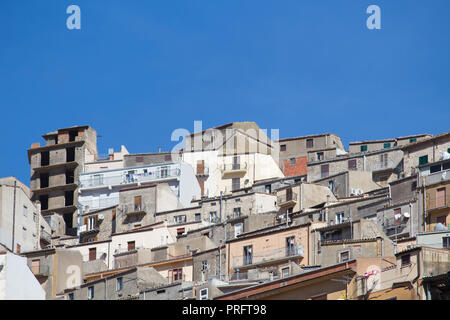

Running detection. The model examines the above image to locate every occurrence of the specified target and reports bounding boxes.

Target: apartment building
[307,147,404,185]
[0,177,51,253]
[182,122,284,197]
[28,126,98,235]
[83,145,129,173]
[276,133,346,177]
[77,161,201,225]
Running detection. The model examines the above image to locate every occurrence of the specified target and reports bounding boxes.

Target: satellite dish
[403,212,410,218]
[434,223,447,232]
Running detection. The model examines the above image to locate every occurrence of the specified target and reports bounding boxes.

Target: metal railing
[122,204,148,215]
[196,167,210,176]
[426,195,450,211]
[40,230,52,243]
[232,246,303,268]
[79,168,181,189]
[222,163,248,172]
[423,169,450,186]
[79,197,119,211]
[277,192,298,205]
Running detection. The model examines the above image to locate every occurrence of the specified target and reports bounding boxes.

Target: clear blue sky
[1,1,449,185]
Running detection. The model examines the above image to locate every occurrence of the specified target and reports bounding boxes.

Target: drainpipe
[12,180,17,252]
[412,251,421,299]
[409,202,413,237]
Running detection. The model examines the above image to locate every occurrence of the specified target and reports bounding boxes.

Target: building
[0,177,51,253]
[182,122,284,197]
[276,133,346,177]
[28,126,98,235]
[348,134,432,154]
[84,145,129,173]
[0,250,46,299]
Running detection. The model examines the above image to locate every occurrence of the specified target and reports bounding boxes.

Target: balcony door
[233,156,240,170]
[286,188,293,201]
[286,236,295,256]
[437,188,446,208]
[243,245,253,265]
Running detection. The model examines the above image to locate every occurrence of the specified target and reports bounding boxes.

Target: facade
[349,134,432,154]
[182,122,284,197]
[28,126,98,235]
[0,177,51,253]
[0,251,46,300]
[83,145,129,173]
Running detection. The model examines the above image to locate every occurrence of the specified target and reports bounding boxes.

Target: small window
[443,237,450,248]
[430,164,441,173]
[195,213,201,222]
[317,152,324,161]
[23,206,27,217]
[340,251,349,262]
[68,293,74,300]
[321,164,329,178]
[419,155,428,166]
[117,277,123,291]
[306,139,314,148]
[290,158,296,166]
[233,207,241,218]
[201,260,208,271]
[234,223,243,237]
[265,184,272,194]
[209,211,217,223]
[176,228,185,236]
[200,288,208,300]
[280,144,287,152]
[127,241,135,251]
[328,180,334,192]
[401,254,411,267]
[336,212,344,224]
[409,138,417,143]
[348,159,357,170]
[360,145,368,152]
[88,286,94,300]
[174,215,187,224]
[383,143,391,149]
[282,267,290,278]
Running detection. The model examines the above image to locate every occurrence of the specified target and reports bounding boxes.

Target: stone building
[28,126,98,235]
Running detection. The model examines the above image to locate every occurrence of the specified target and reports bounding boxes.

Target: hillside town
[1,122,449,300]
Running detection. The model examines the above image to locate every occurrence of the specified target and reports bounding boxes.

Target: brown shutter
[437,188,446,208]
[89,248,96,261]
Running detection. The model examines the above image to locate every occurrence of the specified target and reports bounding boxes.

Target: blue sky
[1,1,449,184]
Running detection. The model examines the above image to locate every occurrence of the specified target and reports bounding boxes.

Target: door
[233,156,240,170]
[89,248,96,261]
[437,188,446,208]
[127,241,135,251]
[134,196,142,211]
[286,188,293,201]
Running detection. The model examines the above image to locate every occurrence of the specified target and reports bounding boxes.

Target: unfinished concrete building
[28,126,98,236]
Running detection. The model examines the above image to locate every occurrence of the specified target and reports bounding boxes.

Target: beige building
[182,122,284,197]
[83,145,129,172]
[349,134,431,154]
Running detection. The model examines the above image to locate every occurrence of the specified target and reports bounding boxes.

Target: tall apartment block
[27,126,98,236]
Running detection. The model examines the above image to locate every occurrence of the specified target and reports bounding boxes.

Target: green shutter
[409,138,417,143]
[447,148,450,153]
[383,143,391,149]
[419,155,428,166]
[360,145,368,152]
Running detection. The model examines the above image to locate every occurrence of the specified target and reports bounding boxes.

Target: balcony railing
[196,167,210,176]
[426,195,450,212]
[40,229,52,244]
[368,160,398,172]
[79,168,181,189]
[122,204,148,216]
[277,192,298,206]
[423,169,450,186]
[79,197,119,212]
[232,245,304,268]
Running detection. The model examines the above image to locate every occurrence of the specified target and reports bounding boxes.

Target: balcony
[423,169,450,186]
[40,229,52,245]
[222,163,248,177]
[426,195,450,213]
[123,204,147,217]
[78,224,99,235]
[277,192,297,207]
[31,264,51,277]
[368,160,398,172]
[232,246,304,269]
[78,168,181,190]
[79,197,119,212]
[196,166,209,177]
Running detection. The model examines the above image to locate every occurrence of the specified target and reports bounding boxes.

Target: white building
[182,122,285,198]
[0,250,46,299]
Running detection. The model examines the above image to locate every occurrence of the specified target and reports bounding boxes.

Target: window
[176,228,185,236]
[88,286,94,300]
[321,164,329,178]
[195,213,201,222]
[394,208,402,225]
[290,158,296,166]
[234,223,243,237]
[265,184,272,194]
[437,215,446,226]
[209,211,218,223]
[436,188,446,208]
[200,288,208,300]
[33,212,37,222]
[66,147,75,162]
[117,277,123,291]
[172,268,183,282]
[282,267,290,278]
[401,254,411,267]
[340,251,349,262]
[336,212,344,224]
[419,155,428,166]
[160,166,169,178]
[23,206,27,217]
[348,159,357,170]
[233,207,241,218]
[41,151,50,166]
[243,245,253,265]
[89,248,96,261]
[68,293,74,300]
[127,241,135,251]
[383,142,391,149]
[88,216,96,231]
[329,180,334,193]
[306,139,314,148]
[232,178,240,191]
[409,138,417,143]
[360,145,368,152]
[280,144,286,152]
[201,260,208,271]
[430,164,441,174]
[134,196,142,211]
[232,156,240,170]
[317,152,324,161]
[443,237,450,248]
[286,236,295,256]
[174,215,187,224]
[380,153,388,168]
